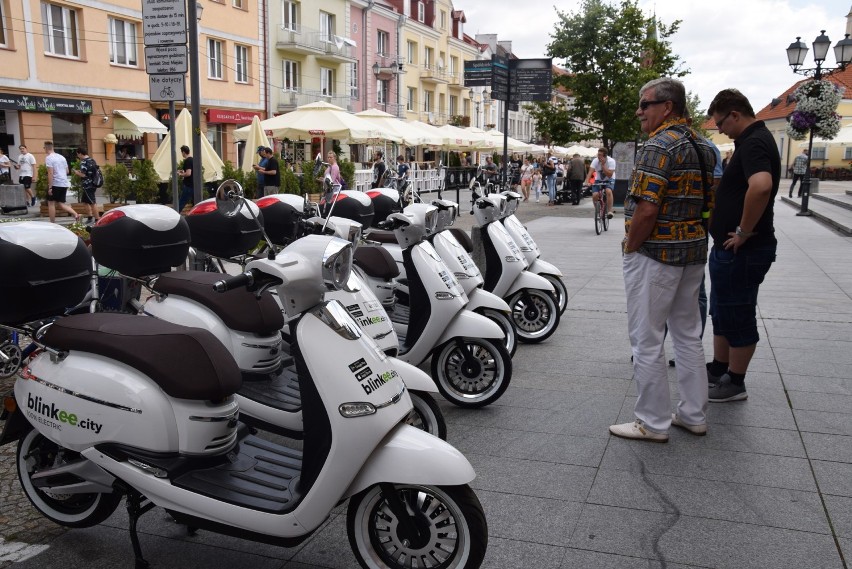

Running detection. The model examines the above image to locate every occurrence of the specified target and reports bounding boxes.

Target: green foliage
[686,91,710,138]
[448,152,461,168]
[102,163,131,203]
[525,101,586,147]
[547,0,685,149]
[69,159,83,201]
[339,160,355,190]
[281,168,301,194]
[449,115,470,127]
[300,160,320,194]
[131,159,160,204]
[35,165,48,202]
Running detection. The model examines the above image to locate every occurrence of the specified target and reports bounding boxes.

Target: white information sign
[145,45,188,74]
[142,0,187,46]
[149,74,186,102]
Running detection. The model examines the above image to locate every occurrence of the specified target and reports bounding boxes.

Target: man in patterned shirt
[609,77,716,443]
[789,149,808,198]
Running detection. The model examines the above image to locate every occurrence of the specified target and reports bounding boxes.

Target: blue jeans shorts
[708,244,776,347]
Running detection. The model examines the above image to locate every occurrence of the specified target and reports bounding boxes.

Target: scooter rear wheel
[508,288,560,343]
[347,483,487,569]
[405,391,447,440]
[478,308,517,357]
[17,430,121,528]
[431,338,512,408]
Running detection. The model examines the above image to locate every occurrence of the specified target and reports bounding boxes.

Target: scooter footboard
[528,258,563,278]
[344,424,476,497]
[435,309,503,346]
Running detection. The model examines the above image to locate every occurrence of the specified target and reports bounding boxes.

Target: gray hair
[640,77,687,117]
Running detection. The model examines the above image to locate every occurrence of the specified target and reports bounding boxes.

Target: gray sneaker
[707,365,723,387]
[708,375,747,402]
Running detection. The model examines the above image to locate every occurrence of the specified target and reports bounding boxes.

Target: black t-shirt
[709,121,780,248]
[372,161,386,188]
[264,156,280,187]
[181,157,194,187]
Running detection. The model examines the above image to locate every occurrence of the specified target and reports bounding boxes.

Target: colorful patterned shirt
[624,118,716,266]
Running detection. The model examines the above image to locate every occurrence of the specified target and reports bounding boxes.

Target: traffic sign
[509,58,552,103]
[149,74,186,102]
[464,60,491,87]
[145,45,188,74]
[491,54,509,102]
[142,0,187,46]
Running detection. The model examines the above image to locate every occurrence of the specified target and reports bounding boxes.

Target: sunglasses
[638,100,668,110]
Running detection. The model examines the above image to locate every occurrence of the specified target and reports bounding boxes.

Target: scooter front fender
[344,424,476,498]
[528,258,563,278]
[505,270,554,298]
[390,358,438,393]
[465,288,511,313]
[436,309,504,345]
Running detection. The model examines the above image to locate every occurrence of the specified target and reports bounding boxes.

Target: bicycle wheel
[603,203,610,231]
[594,201,602,235]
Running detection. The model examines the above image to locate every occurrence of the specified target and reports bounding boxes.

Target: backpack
[93,166,104,188]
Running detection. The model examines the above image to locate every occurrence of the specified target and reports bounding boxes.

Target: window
[407,87,416,112]
[449,95,457,116]
[811,146,826,160]
[424,91,433,113]
[235,44,249,83]
[417,1,424,22]
[845,147,852,160]
[450,56,458,76]
[1,2,7,47]
[232,0,244,8]
[282,59,299,91]
[377,30,389,56]
[207,124,224,158]
[440,11,446,30]
[282,0,297,31]
[351,61,358,99]
[377,79,390,105]
[407,41,416,64]
[108,17,137,67]
[458,21,463,40]
[319,11,334,43]
[424,47,433,69]
[320,67,334,97]
[207,39,223,79]
[41,2,79,58]
[463,98,470,117]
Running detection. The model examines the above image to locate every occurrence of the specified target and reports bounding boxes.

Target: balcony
[447,71,463,87]
[373,54,405,77]
[420,111,448,125]
[277,89,352,112]
[276,25,356,63]
[316,38,357,64]
[374,102,406,118]
[420,65,448,84]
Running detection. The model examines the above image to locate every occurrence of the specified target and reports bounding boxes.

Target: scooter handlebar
[213,271,255,293]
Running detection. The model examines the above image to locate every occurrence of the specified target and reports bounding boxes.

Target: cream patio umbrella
[484,130,533,153]
[239,115,272,174]
[462,126,498,150]
[406,120,455,149]
[355,109,442,147]
[151,108,224,183]
[234,101,398,144]
[436,124,475,149]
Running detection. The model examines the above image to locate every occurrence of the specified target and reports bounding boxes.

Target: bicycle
[592,182,610,235]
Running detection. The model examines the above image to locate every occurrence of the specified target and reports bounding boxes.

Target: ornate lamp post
[786,30,852,215]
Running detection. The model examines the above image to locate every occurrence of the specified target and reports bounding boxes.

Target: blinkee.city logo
[347,358,398,395]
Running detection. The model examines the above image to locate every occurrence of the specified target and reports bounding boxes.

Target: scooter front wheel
[431,338,512,408]
[508,288,560,343]
[478,308,517,357]
[541,274,568,314]
[347,483,487,569]
[17,430,121,528]
[404,391,447,440]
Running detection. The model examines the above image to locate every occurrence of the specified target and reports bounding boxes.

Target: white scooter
[498,191,568,314]
[471,194,561,343]
[356,203,513,407]
[0,217,488,569]
[89,199,445,440]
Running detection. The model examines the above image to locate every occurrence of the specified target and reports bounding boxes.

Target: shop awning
[113,110,168,139]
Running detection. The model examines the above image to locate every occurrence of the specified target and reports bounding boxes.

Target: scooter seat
[152,271,285,335]
[448,227,474,253]
[43,313,241,401]
[353,245,399,280]
[366,229,398,244]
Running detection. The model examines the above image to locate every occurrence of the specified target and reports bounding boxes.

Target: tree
[547,0,685,150]
[686,91,710,138]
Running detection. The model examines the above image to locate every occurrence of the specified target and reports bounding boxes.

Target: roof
[701,66,852,131]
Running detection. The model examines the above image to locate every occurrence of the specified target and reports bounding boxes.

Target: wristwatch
[735,226,755,238]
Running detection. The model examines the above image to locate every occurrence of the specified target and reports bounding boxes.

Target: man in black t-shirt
[177,145,194,212]
[371,150,386,188]
[259,147,280,196]
[73,147,99,222]
[705,88,779,404]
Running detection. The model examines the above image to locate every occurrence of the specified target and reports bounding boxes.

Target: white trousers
[623,253,708,433]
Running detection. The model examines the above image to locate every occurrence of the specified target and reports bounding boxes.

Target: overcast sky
[462,0,852,112]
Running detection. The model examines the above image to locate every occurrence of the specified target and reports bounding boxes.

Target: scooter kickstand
[126,489,156,568]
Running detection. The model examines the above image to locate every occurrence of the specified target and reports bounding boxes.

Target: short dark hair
[76,147,88,155]
[264,147,273,154]
[180,145,190,154]
[707,88,755,119]
[375,150,383,157]
[597,147,608,156]
[43,141,54,149]
[397,155,405,161]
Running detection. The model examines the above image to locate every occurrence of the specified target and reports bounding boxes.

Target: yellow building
[0,0,263,168]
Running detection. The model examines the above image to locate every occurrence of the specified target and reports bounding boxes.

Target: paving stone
[794,409,852,436]
[801,432,852,463]
[812,460,852,497]
[559,548,707,568]
[467,454,597,503]
[475,490,582,546]
[823,494,852,539]
[783,374,852,396]
[788,390,852,414]
[479,536,567,569]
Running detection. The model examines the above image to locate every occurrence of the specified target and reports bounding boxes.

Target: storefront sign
[206,109,263,124]
[0,93,92,114]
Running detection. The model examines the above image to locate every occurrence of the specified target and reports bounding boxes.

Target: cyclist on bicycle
[586,147,616,219]
[482,156,498,186]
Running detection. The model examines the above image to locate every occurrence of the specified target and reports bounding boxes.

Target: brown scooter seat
[152,271,284,335]
[353,245,399,280]
[44,313,241,401]
[367,229,398,244]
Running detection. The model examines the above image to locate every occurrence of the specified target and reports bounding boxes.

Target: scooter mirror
[215,180,245,218]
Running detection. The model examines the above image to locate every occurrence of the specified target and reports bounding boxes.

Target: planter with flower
[786,79,844,141]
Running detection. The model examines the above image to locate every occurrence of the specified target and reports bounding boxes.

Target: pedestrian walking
[568,153,586,205]
[15,145,38,206]
[789,149,808,198]
[72,147,99,222]
[177,145,194,213]
[43,141,79,223]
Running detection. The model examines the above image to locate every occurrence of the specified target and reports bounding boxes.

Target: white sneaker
[609,420,668,443]
[671,413,707,436]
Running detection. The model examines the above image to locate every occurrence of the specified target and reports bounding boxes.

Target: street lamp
[472,92,481,128]
[187,1,204,205]
[786,30,852,215]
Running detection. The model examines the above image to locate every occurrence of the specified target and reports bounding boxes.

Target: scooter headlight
[322,238,353,290]
[424,209,438,234]
[347,224,362,246]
